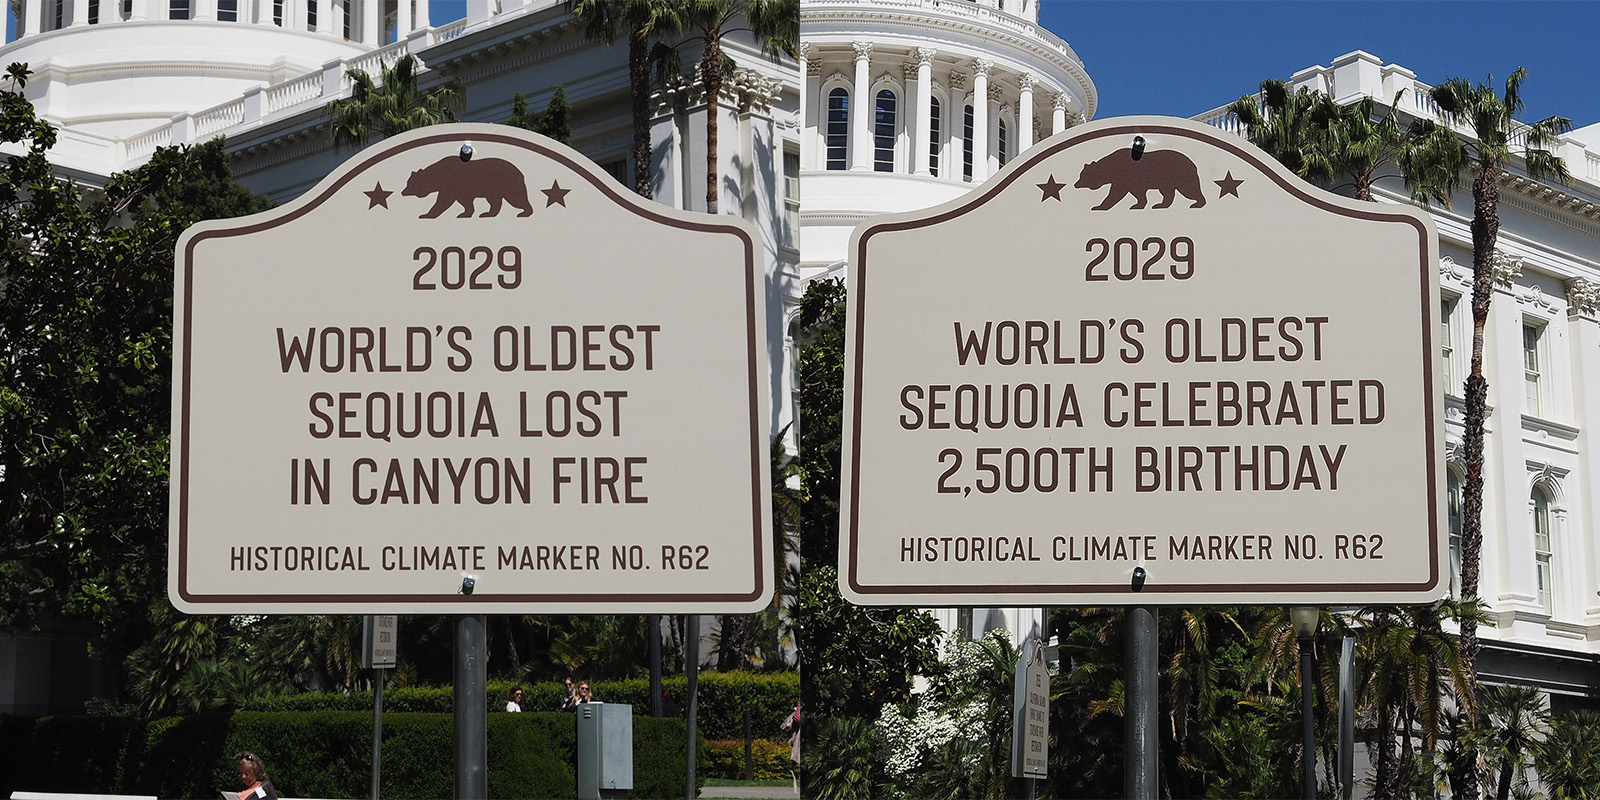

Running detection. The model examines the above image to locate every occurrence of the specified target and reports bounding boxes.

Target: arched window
[1447,471,1462,598]
[826,88,849,171]
[873,89,897,172]
[928,97,942,177]
[962,104,974,181]
[997,118,1009,167]
[1533,485,1553,613]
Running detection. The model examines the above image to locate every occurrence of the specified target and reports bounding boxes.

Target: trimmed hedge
[244,671,800,741]
[0,711,700,799]
[704,738,793,780]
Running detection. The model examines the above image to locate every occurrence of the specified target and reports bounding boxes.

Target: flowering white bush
[875,629,1014,791]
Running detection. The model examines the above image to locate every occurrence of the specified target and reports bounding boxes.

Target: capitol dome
[0,0,430,178]
[797,0,1095,272]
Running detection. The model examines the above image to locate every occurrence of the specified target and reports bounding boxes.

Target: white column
[970,59,990,182]
[194,0,216,21]
[1051,92,1067,134]
[396,0,410,37]
[23,0,42,35]
[413,0,426,28]
[913,47,934,176]
[1566,279,1600,619]
[800,44,819,171]
[849,42,871,171]
[69,0,88,26]
[134,0,158,20]
[318,0,340,34]
[360,0,377,42]
[1486,254,1537,618]
[1018,74,1035,152]
[948,69,967,179]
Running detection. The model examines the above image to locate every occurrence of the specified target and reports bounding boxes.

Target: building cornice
[800,3,1094,118]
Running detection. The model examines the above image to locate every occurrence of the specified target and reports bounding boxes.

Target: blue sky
[1042,1,1600,131]
[5,0,1594,133]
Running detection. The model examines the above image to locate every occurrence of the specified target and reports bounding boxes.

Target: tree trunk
[628,22,652,199]
[702,26,723,215]
[1455,161,1498,800]
[1375,703,1397,800]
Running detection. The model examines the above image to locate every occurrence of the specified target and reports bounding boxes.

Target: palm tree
[1356,601,1475,800]
[569,0,685,199]
[326,53,461,150]
[1402,69,1573,799]
[1479,683,1548,800]
[1226,80,1337,185]
[679,0,796,214]
[1535,711,1600,799]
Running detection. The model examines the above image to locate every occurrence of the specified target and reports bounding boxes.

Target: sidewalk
[698,786,801,799]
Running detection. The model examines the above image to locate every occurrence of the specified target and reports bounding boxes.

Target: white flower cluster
[874,629,1013,781]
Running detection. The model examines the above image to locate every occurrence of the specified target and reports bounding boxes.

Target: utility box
[577,702,633,799]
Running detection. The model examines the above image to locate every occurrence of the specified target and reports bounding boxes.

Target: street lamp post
[1290,606,1319,800]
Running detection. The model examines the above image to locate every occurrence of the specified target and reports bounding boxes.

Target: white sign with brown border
[170,124,771,614]
[841,116,1444,606]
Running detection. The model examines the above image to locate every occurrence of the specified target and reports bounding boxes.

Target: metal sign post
[362,614,397,800]
[1125,607,1158,799]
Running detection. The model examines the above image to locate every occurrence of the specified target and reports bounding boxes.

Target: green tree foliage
[506,86,573,144]
[1404,68,1571,800]
[1535,710,1600,799]
[677,0,796,213]
[568,0,685,198]
[326,54,462,150]
[1228,79,1453,204]
[1477,683,1548,800]
[0,66,272,674]
[792,277,845,567]
[798,565,940,720]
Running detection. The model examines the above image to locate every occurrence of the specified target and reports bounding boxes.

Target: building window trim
[824,85,850,171]
[872,87,898,173]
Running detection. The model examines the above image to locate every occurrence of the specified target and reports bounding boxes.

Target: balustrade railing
[192,98,246,138]
[266,72,323,114]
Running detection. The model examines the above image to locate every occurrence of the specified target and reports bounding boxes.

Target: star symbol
[364,182,392,209]
[1215,172,1243,198]
[1037,175,1066,202]
[542,181,570,207]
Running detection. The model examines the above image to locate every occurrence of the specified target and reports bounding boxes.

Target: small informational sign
[1011,643,1049,780]
[842,116,1443,606]
[170,124,770,614]
[363,614,398,669]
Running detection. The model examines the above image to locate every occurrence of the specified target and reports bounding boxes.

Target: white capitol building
[4,0,1600,742]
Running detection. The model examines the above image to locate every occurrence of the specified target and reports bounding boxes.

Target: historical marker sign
[1011,643,1049,780]
[841,116,1443,606]
[171,124,770,614]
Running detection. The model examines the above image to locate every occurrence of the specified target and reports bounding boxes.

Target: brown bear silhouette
[1074,148,1207,210]
[403,156,535,218]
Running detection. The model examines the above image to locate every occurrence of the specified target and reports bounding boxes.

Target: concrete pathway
[698,785,801,799]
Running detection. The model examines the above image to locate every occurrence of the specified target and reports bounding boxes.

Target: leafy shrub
[242,672,799,740]
[704,738,793,780]
[0,710,699,799]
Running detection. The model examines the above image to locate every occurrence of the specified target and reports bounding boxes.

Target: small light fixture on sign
[459,143,474,162]
[460,575,476,595]
[1131,565,1147,591]
[1130,136,1145,161]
